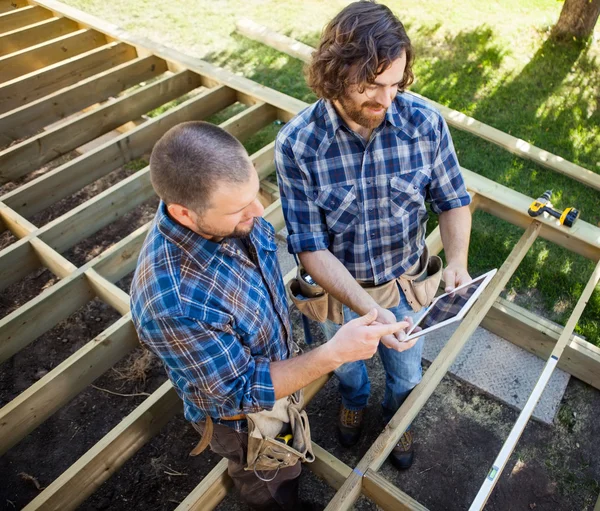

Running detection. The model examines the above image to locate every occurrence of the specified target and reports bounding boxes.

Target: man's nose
[375,88,393,108]
[253,198,265,218]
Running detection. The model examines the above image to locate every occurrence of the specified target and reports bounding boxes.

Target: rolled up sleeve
[143,317,275,417]
[275,134,330,254]
[427,116,472,214]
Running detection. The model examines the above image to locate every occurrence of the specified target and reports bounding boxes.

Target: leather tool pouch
[397,246,443,313]
[245,390,314,480]
[286,266,329,323]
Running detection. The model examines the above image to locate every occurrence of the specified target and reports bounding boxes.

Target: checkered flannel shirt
[275,92,471,285]
[130,202,293,431]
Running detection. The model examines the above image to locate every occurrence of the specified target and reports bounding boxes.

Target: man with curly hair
[275,0,472,470]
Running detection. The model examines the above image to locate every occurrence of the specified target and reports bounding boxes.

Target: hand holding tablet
[401,269,498,343]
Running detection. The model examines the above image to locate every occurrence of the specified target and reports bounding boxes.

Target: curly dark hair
[307,1,414,101]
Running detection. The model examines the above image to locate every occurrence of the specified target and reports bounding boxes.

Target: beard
[195,217,256,240]
[338,95,387,130]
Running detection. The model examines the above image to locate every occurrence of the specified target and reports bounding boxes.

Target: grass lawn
[63,0,600,345]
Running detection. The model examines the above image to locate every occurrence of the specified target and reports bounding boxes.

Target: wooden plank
[85,269,130,315]
[0,41,136,114]
[363,469,429,511]
[29,236,76,277]
[29,0,307,122]
[174,459,233,511]
[235,18,600,192]
[0,221,145,361]
[0,70,201,184]
[470,259,600,509]
[0,238,39,292]
[0,84,236,218]
[324,222,542,511]
[0,5,52,34]
[0,0,27,14]
[220,101,276,142]
[309,442,351,490]
[38,168,154,253]
[264,198,284,232]
[0,272,91,364]
[0,28,106,82]
[0,315,138,455]
[595,492,600,511]
[0,16,78,56]
[23,381,182,511]
[465,168,600,262]
[482,296,600,390]
[0,199,36,237]
[251,141,275,180]
[0,55,167,145]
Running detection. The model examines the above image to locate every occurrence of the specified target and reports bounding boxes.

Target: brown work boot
[337,405,364,447]
[389,430,415,470]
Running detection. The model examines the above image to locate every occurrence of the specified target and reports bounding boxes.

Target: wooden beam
[465,168,600,262]
[264,198,284,232]
[0,16,78,57]
[0,41,136,114]
[220,101,277,142]
[0,315,138,455]
[252,141,276,180]
[0,0,27,14]
[0,54,167,146]
[0,84,236,218]
[0,238,39,291]
[324,222,542,511]
[235,18,600,192]
[363,470,429,511]
[469,259,600,509]
[0,70,201,184]
[0,5,52,34]
[23,381,182,511]
[0,28,106,82]
[0,221,146,362]
[29,0,307,122]
[482,296,600,390]
[174,459,232,511]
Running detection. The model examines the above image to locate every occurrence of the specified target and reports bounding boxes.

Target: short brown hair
[307,0,414,101]
[150,122,250,214]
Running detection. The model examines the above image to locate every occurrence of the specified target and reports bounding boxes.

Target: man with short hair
[130,121,408,510]
[275,0,472,470]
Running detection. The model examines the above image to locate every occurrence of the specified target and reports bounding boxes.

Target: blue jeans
[320,286,425,423]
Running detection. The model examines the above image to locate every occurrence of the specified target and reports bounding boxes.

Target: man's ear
[167,203,198,231]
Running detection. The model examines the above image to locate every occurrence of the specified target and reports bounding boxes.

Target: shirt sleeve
[275,133,330,254]
[427,115,472,214]
[142,316,275,416]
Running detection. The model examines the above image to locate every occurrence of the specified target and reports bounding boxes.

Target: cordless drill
[528,190,580,228]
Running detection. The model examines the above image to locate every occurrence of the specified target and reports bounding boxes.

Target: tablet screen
[415,274,487,331]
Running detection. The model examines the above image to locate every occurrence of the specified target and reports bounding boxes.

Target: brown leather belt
[220,413,246,421]
[189,414,246,456]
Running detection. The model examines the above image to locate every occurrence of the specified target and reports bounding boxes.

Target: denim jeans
[320,285,425,423]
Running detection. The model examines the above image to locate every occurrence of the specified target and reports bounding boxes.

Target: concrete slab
[273,233,570,425]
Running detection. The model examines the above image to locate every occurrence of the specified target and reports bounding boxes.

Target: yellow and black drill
[528,190,580,228]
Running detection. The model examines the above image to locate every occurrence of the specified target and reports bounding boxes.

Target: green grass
[63,0,600,346]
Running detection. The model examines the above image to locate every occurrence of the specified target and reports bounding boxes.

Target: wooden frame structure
[0,2,598,509]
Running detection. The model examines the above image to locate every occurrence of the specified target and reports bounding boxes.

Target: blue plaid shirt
[275,93,471,285]
[130,202,293,431]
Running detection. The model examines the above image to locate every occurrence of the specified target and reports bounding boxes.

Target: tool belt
[190,390,314,480]
[287,246,443,325]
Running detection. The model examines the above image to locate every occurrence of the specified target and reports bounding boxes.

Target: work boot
[388,430,415,470]
[337,405,364,447]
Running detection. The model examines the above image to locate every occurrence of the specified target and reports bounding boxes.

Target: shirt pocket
[315,184,359,234]
[389,172,429,221]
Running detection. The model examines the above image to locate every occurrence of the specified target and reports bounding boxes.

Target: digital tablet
[402,269,498,342]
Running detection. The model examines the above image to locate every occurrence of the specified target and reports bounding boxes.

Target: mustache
[361,101,386,109]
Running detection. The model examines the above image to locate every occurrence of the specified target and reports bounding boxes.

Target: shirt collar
[321,95,407,140]
[155,202,277,270]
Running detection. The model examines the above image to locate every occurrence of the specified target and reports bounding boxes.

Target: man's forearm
[299,249,377,315]
[270,343,338,399]
[438,206,471,266]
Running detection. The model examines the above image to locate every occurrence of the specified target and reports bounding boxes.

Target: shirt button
[369,208,374,212]
[366,180,372,185]
[371,232,375,237]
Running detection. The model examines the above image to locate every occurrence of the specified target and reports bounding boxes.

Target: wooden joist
[0,28,106,82]
[0,16,77,56]
[0,4,52,33]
